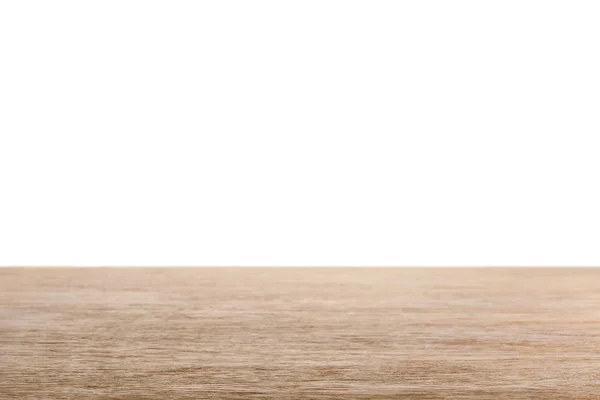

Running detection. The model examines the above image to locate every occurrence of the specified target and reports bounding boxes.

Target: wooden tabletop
[1,268,599,399]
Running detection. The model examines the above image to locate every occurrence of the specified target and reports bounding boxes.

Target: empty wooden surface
[1,268,600,399]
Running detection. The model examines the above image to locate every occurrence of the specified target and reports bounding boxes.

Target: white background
[1,1,599,266]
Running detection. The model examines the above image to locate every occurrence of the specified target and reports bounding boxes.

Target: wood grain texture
[1,268,599,399]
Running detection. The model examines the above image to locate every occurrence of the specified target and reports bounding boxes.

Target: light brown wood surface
[1,268,599,399]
